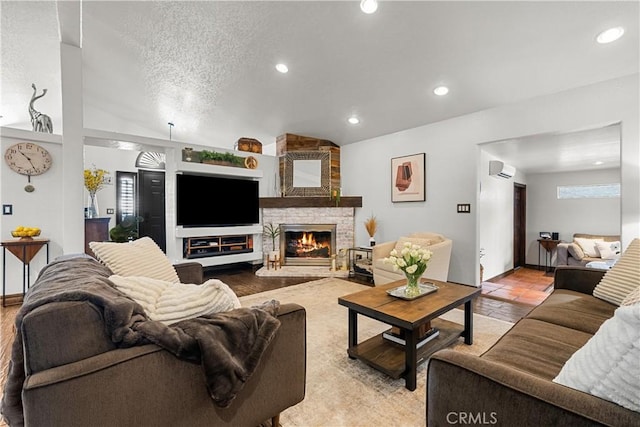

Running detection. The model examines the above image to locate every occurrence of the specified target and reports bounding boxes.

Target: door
[138,170,166,251]
[513,183,526,269]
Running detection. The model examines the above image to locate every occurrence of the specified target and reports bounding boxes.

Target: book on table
[382,326,440,348]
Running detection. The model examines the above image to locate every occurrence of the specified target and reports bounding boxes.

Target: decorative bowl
[11,229,41,239]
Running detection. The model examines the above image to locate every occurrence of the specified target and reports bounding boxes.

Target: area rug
[255,265,349,278]
[239,278,514,427]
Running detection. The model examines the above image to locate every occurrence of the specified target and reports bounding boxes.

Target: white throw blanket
[109,275,241,325]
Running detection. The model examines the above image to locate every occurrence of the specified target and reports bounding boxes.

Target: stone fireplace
[261,204,358,269]
[280,224,336,266]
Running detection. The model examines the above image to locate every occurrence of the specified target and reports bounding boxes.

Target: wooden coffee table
[338,279,481,391]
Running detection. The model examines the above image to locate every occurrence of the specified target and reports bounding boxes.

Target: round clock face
[4,143,52,176]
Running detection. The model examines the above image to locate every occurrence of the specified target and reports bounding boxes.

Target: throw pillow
[90,237,180,283]
[621,286,640,306]
[567,243,585,260]
[593,239,640,306]
[574,237,604,258]
[596,241,622,260]
[553,298,640,412]
[109,275,241,325]
[394,237,433,254]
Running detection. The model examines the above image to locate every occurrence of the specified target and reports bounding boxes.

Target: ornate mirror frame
[283,151,331,196]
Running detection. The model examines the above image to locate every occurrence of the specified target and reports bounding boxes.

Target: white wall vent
[489,160,516,179]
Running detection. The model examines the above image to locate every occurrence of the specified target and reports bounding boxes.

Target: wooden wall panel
[277,133,341,195]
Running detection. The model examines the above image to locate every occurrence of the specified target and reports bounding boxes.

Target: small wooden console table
[2,238,50,306]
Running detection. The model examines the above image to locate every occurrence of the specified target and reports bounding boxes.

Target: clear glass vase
[404,273,421,298]
[87,193,99,218]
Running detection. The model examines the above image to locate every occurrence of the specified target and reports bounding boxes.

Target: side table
[85,218,110,258]
[2,238,50,306]
[537,239,561,273]
[348,247,374,282]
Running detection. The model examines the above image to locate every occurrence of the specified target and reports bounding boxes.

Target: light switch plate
[457,204,471,213]
[2,204,12,215]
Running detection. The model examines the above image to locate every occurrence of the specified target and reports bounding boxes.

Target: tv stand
[183,234,253,259]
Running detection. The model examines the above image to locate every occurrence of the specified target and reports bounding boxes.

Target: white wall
[341,73,639,286]
[525,168,621,264]
[1,135,64,295]
[478,151,528,281]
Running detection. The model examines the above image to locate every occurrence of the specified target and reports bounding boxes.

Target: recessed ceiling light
[360,0,378,14]
[594,161,604,165]
[275,63,289,73]
[348,116,360,125]
[596,26,625,44]
[433,86,449,96]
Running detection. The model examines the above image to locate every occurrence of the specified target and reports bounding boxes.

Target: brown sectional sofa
[2,259,306,427]
[427,266,640,426]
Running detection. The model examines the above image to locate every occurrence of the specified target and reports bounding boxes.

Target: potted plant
[199,150,245,167]
[263,223,281,261]
[109,215,144,242]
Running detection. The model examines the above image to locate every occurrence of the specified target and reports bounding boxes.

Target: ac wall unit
[489,160,516,179]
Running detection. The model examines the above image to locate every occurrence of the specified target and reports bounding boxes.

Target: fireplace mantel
[259,196,362,208]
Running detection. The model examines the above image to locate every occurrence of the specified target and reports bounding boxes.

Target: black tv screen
[176,174,259,227]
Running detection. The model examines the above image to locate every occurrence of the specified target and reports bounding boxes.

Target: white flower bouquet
[384,241,433,296]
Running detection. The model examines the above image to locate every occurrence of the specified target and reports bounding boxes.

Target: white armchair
[372,232,453,285]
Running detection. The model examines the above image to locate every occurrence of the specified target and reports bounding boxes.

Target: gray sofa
[1,258,306,427]
[427,266,640,426]
[557,233,620,267]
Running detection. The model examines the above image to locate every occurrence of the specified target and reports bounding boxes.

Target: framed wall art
[391,153,426,202]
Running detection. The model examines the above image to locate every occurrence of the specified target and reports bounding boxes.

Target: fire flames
[294,232,329,256]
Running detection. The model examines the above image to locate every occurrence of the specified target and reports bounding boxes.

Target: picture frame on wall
[391,153,426,202]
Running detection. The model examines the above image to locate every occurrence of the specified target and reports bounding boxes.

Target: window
[116,171,137,224]
[557,183,620,199]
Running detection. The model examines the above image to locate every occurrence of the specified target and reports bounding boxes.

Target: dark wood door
[513,183,526,268]
[138,170,166,252]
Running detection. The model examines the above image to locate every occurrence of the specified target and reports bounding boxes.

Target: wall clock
[4,142,53,192]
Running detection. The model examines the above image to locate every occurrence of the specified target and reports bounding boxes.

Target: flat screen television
[176,174,259,227]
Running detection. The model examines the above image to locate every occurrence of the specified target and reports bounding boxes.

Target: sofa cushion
[567,243,585,260]
[526,289,616,335]
[408,232,445,244]
[90,237,180,283]
[553,295,640,412]
[593,238,640,306]
[574,237,604,258]
[596,240,621,260]
[393,236,434,254]
[482,318,593,380]
[622,286,640,306]
[109,275,241,325]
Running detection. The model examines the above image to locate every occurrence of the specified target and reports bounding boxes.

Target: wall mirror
[283,151,330,196]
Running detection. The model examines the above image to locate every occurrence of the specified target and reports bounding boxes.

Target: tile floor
[481,267,554,306]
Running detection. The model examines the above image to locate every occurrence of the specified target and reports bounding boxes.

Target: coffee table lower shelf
[346,318,464,379]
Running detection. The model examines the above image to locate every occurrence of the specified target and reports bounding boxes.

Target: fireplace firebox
[280,224,337,266]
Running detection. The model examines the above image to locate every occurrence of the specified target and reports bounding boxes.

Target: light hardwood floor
[0,265,549,426]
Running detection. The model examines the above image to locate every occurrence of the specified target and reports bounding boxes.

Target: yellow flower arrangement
[84,167,109,194]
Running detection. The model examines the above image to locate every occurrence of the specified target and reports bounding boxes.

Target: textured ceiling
[1,1,638,172]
